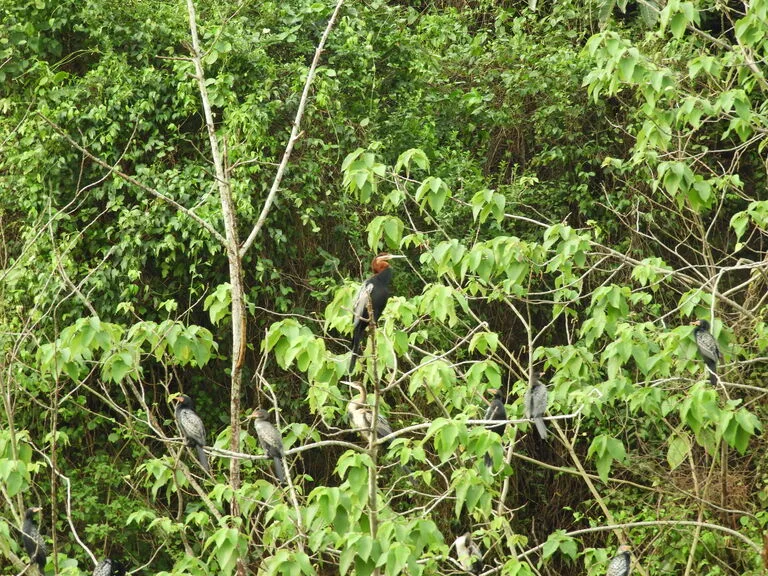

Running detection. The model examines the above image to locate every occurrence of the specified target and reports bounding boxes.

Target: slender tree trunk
[185,0,246,504]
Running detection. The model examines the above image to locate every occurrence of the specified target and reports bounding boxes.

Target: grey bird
[94,559,127,576]
[248,408,287,484]
[454,532,482,574]
[606,545,631,576]
[525,371,548,440]
[483,388,507,468]
[691,319,722,385]
[173,394,210,472]
[21,506,47,573]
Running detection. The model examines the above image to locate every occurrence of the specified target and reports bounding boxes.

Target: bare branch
[239,0,346,257]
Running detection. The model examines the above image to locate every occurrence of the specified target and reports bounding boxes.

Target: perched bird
[347,397,395,448]
[606,545,631,576]
[21,506,46,573]
[483,388,507,468]
[691,319,722,385]
[248,408,287,485]
[454,532,482,574]
[94,559,127,576]
[173,394,210,472]
[525,371,548,440]
[349,253,406,373]
[347,384,414,479]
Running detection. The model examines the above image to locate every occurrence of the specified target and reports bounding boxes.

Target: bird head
[690,319,710,331]
[247,408,269,421]
[343,380,368,403]
[484,388,503,404]
[25,507,41,518]
[371,253,405,273]
[171,394,192,408]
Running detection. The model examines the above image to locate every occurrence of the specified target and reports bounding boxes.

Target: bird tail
[273,456,287,484]
[196,445,210,472]
[533,417,549,440]
[705,359,718,385]
[483,453,493,468]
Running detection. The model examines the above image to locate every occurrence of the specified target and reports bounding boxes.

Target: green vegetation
[2,0,767,574]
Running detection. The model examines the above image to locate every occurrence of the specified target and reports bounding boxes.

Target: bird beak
[383,254,406,260]
[32,506,41,512]
[689,320,700,326]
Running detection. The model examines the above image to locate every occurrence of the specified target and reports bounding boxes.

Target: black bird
[691,319,722,385]
[606,545,632,576]
[349,253,406,373]
[525,371,548,440]
[21,506,46,573]
[94,559,127,576]
[248,408,287,485]
[454,532,482,574]
[483,388,507,468]
[173,394,210,472]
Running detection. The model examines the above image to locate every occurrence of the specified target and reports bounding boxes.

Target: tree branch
[239,0,345,257]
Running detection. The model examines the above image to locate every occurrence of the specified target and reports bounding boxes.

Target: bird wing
[524,386,534,419]
[179,408,207,446]
[254,421,284,458]
[530,384,548,418]
[22,522,47,555]
[93,559,112,576]
[352,281,374,328]
[606,553,630,576]
[696,331,721,363]
[484,398,506,422]
[376,413,394,440]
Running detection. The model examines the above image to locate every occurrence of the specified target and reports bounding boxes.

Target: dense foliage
[1,0,767,575]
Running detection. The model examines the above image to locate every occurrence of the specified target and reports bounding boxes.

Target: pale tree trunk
[185,0,246,506]
[184,0,344,570]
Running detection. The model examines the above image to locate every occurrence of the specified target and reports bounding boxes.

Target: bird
[606,544,631,576]
[173,394,210,472]
[483,387,507,468]
[349,253,406,373]
[21,506,46,573]
[248,408,287,485]
[346,383,415,479]
[94,558,127,576]
[525,371,548,440]
[691,319,722,385]
[347,396,395,448]
[454,532,482,574]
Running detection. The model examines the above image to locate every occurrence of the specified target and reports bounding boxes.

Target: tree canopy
[1,0,767,575]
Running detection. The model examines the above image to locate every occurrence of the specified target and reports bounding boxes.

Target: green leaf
[666,433,690,470]
[394,148,430,175]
